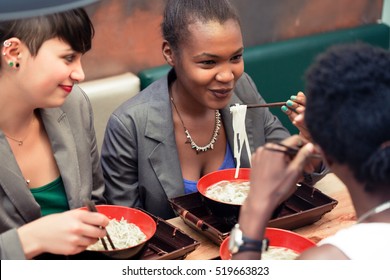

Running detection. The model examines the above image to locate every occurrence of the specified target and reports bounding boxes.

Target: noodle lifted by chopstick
[230,104,252,178]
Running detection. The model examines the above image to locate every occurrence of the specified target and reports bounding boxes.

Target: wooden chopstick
[231,102,286,108]
[264,142,322,159]
[84,199,116,250]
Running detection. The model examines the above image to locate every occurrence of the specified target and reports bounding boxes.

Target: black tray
[169,183,338,245]
[138,214,200,260]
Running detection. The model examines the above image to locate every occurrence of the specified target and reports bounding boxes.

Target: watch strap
[238,237,269,253]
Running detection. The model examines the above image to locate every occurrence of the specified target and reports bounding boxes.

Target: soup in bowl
[197,168,250,225]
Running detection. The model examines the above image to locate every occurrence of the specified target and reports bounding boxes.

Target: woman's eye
[64,54,76,62]
[200,60,215,66]
[231,54,243,62]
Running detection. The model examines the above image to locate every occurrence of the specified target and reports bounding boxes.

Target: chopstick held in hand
[264,142,322,159]
[83,199,116,250]
[230,102,286,108]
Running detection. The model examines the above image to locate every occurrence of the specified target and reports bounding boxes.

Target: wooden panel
[83,0,383,81]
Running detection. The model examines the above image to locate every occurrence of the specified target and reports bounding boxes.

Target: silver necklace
[170,96,221,153]
[357,200,390,223]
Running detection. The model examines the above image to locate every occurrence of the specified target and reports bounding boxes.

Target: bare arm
[232,135,316,260]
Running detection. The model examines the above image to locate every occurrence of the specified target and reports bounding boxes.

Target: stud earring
[3,40,11,47]
[8,61,19,68]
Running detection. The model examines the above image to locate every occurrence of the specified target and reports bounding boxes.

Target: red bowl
[197,168,250,224]
[80,205,157,259]
[220,227,316,260]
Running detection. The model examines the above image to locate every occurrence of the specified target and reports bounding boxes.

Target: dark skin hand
[232,135,317,260]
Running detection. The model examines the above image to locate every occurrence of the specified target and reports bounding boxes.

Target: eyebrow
[193,47,244,59]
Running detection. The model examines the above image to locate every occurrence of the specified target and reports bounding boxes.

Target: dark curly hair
[161,0,240,53]
[305,42,390,192]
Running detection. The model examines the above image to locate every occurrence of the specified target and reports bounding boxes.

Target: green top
[30,176,70,216]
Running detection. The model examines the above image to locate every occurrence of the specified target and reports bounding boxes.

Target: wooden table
[167,173,357,260]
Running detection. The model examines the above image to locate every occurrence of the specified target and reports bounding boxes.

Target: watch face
[228,233,237,254]
[228,224,242,254]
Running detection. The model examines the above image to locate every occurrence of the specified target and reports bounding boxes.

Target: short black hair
[161,0,240,52]
[0,8,94,56]
[305,42,390,191]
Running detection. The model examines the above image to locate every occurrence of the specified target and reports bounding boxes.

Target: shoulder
[234,72,263,103]
[297,243,349,260]
[107,76,171,128]
[67,85,90,104]
[301,223,390,260]
[236,72,257,90]
[60,85,93,121]
[61,85,92,114]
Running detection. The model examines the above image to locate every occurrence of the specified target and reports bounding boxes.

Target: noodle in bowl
[87,217,147,251]
[80,205,157,259]
[205,180,250,205]
[197,168,250,225]
[220,227,316,260]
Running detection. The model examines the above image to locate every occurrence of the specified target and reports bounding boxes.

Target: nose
[70,61,85,83]
[215,67,234,83]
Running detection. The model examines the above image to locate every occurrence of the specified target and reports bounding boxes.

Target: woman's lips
[210,88,233,98]
[60,85,73,93]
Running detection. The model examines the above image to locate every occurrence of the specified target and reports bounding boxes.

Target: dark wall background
[83,0,383,81]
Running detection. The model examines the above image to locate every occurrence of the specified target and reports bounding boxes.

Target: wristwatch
[228,223,269,254]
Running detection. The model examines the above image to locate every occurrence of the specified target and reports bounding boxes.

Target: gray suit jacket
[101,72,290,219]
[0,86,105,259]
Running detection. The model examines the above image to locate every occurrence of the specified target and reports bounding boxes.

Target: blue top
[183,142,235,194]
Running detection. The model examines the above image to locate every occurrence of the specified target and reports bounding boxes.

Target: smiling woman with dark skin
[101,0,321,219]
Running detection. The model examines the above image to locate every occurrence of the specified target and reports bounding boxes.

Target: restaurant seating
[137,23,390,134]
[79,72,140,151]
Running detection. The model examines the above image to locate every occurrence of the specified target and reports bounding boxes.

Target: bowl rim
[81,205,157,253]
[219,227,316,260]
[197,168,251,206]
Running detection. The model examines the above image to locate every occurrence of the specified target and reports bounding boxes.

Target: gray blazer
[101,72,290,219]
[0,86,105,259]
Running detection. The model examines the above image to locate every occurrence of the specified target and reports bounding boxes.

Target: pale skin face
[163,18,244,111]
[1,37,111,259]
[3,37,85,110]
[0,37,86,187]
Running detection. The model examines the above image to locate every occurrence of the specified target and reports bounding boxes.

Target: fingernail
[281,105,288,112]
[290,95,297,100]
[286,100,294,106]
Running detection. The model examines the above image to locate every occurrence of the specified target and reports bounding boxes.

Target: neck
[0,111,36,140]
[333,164,390,223]
[357,200,390,223]
[170,81,210,117]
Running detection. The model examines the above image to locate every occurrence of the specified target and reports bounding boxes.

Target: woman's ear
[2,38,22,68]
[2,38,22,58]
[162,40,175,67]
